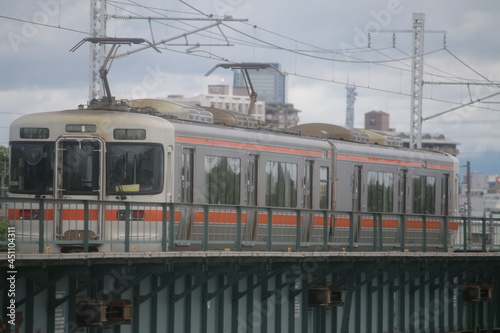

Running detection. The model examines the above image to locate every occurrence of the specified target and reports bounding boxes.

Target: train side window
[352,166,362,212]
[205,155,241,204]
[367,171,394,212]
[319,166,329,209]
[265,161,297,207]
[412,175,436,214]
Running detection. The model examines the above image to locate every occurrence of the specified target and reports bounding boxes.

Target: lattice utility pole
[370,12,445,149]
[86,1,247,102]
[89,0,107,102]
[409,12,425,149]
[345,83,357,129]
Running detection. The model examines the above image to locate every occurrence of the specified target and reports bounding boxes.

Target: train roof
[9,109,174,143]
[169,114,457,168]
[128,98,213,123]
[9,98,458,168]
[289,123,370,143]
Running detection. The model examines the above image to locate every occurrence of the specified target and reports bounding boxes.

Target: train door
[54,137,104,247]
[243,154,258,242]
[178,148,194,240]
[441,173,450,215]
[352,165,362,242]
[302,160,314,241]
[399,169,408,213]
[352,165,362,212]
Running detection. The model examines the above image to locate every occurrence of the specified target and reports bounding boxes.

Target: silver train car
[9,98,478,253]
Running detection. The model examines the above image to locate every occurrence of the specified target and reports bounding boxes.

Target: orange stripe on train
[8,208,461,232]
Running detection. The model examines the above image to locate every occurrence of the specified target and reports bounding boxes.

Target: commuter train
[9,97,480,253]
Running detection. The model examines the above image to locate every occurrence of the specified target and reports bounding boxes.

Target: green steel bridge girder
[2,253,500,333]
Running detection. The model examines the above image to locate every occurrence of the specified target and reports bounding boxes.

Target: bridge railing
[1,197,499,253]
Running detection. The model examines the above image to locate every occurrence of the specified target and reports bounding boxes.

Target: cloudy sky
[1,0,500,174]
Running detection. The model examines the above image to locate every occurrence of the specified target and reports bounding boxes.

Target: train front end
[9,107,174,253]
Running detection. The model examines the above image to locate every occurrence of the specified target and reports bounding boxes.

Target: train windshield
[60,140,100,195]
[107,144,164,195]
[10,143,55,194]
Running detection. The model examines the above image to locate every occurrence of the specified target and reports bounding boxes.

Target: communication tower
[89,0,107,101]
[345,83,357,128]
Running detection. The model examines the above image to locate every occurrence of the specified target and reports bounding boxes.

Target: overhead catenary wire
[107,0,205,17]
[394,46,496,84]
[0,14,90,36]
[108,1,449,68]
[109,0,407,63]
[0,24,496,116]
[1,2,499,116]
[1,10,497,103]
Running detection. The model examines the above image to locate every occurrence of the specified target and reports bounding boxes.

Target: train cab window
[205,155,241,204]
[412,175,436,214]
[107,144,163,194]
[9,143,54,194]
[62,141,100,194]
[319,167,329,209]
[367,171,394,212]
[265,161,297,207]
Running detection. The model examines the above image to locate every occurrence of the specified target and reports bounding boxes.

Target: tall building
[233,63,286,103]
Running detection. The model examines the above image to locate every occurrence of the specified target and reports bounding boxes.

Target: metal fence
[1,197,499,253]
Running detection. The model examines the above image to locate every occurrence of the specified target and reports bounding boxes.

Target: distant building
[487,175,500,193]
[233,63,287,103]
[459,172,487,216]
[169,79,300,128]
[207,85,230,95]
[389,132,460,156]
[168,86,266,122]
[459,173,500,217]
[364,110,459,156]
[484,192,500,216]
[265,102,300,129]
[365,110,390,131]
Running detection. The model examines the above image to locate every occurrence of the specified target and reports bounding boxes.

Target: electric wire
[0,14,90,36]
[0,13,498,115]
[1,3,499,115]
[107,0,205,17]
